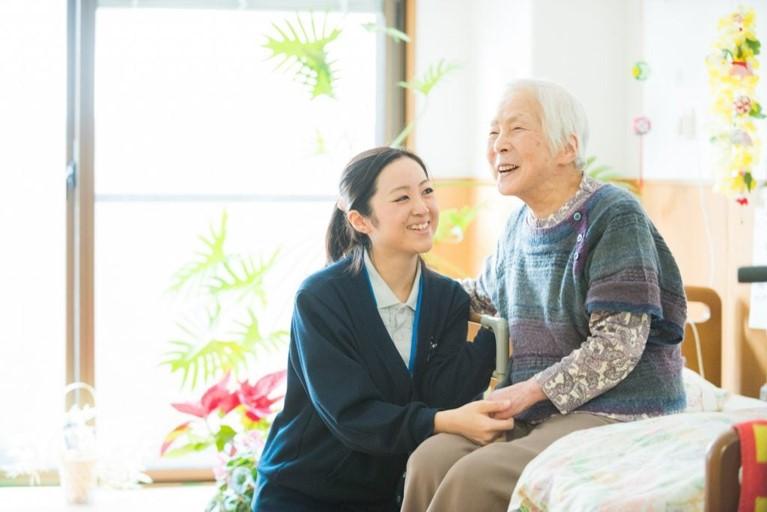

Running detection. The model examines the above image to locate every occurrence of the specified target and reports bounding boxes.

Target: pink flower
[729,61,753,78]
[171,372,241,418]
[734,95,752,115]
[238,370,287,422]
[234,430,266,455]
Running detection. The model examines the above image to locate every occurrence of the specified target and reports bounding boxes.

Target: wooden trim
[146,468,214,483]
[66,0,76,407]
[73,0,97,404]
[639,180,766,395]
[382,0,406,145]
[65,0,97,409]
[404,0,416,149]
[1,469,214,487]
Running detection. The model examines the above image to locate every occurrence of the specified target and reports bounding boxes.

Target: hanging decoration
[633,116,652,189]
[706,6,764,205]
[633,116,652,136]
[632,61,651,81]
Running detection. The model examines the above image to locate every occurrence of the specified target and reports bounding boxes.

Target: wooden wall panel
[641,181,766,396]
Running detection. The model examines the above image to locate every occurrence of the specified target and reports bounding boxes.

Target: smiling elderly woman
[401,79,688,512]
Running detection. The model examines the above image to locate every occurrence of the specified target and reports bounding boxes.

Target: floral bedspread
[509,408,767,512]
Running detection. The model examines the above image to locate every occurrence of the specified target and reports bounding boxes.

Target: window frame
[65,0,410,483]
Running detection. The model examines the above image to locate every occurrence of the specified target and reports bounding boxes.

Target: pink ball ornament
[633,116,652,136]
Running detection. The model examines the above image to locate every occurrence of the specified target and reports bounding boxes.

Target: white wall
[413,0,767,183]
[643,0,767,182]
[414,0,637,179]
[529,0,640,180]
[414,0,532,179]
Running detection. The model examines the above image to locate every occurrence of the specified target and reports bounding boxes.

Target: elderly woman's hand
[434,400,516,445]
[487,379,547,420]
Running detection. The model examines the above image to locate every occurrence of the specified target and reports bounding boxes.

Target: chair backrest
[682,286,722,387]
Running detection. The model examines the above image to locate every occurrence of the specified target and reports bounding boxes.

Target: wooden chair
[682,285,723,387]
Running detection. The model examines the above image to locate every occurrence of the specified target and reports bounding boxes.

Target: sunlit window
[92,5,384,471]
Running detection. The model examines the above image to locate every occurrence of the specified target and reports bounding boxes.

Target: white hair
[504,79,589,169]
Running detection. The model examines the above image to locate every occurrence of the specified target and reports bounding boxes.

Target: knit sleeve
[535,311,650,414]
[460,229,508,316]
[584,202,686,344]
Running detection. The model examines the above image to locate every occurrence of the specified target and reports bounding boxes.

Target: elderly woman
[401,79,688,512]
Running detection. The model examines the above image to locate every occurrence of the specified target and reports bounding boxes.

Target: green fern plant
[391,59,460,148]
[264,13,342,99]
[433,206,478,245]
[582,155,639,195]
[162,211,286,390]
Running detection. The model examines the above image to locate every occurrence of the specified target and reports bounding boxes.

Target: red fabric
[735,419,767,512]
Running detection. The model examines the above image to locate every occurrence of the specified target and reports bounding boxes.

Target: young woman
[252,147,515,512]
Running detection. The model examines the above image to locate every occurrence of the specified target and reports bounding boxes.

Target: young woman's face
[359,157,438,257]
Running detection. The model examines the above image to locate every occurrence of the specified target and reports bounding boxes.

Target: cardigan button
[577,233,584,242]
[573,211,582,221]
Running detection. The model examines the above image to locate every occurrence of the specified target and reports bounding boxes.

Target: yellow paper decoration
[706,6,764,204]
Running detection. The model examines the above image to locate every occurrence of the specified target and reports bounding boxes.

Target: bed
[499,286,767,512]
[507,370,766,512]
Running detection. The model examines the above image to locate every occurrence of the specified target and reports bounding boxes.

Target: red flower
[171,372,241,418]
[238,370,287,422]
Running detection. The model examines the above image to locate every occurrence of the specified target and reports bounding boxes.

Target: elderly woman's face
[486,89,555,199]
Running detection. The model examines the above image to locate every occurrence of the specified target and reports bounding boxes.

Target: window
[1,0,405,481]
[94,4,386,473]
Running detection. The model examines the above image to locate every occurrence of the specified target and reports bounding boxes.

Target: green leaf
[744,172,755,191]
[361,22,410,43]
[582,155,638,195]
[169,212,229,294]
[161,440,213,458]
[215,425,237,452]
[745,38,761,56]
[750,102,766,119]
[398,59,459,96]
[313,128,327,155]
[162,335,248,390]
[264,14,342,99]
[208,250,279,304]
[433,207,478,244]
[235,310,288,355]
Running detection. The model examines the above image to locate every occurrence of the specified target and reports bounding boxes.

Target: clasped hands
[451,379,546,445]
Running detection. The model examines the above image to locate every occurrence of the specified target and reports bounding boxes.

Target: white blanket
[508,371,767,512]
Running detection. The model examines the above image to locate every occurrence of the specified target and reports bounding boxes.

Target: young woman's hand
[434,400,516,445]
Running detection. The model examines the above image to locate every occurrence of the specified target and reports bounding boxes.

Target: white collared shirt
[363,250,421,368]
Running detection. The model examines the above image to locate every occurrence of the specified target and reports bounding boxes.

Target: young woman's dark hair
[325,146,429,272]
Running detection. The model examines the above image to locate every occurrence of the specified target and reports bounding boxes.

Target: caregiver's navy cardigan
[255,256,496,508]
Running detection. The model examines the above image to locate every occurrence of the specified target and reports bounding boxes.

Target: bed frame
[705,427,740,512]
[683,286,743,512]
